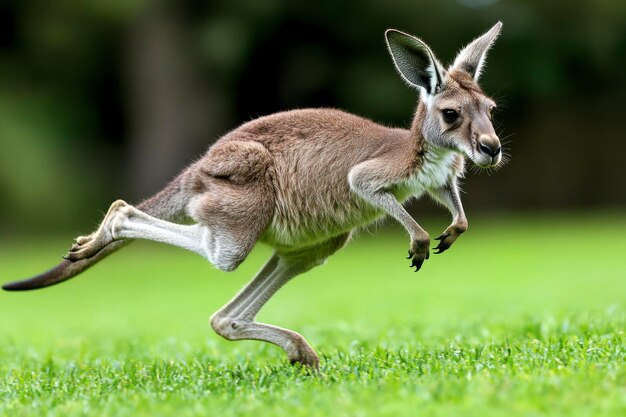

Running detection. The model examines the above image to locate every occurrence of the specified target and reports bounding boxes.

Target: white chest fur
[400,148,458,199]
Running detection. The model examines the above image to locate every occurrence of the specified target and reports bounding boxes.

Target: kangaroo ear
[385,29,444,95]
[451,22,502,81]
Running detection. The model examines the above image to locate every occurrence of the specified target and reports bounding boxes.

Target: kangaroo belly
[262,192,383,248]
[261,177,383,248]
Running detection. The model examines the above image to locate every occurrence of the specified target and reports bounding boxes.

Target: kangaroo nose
[478,136,501,158]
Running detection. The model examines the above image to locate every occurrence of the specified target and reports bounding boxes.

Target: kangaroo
[3,23,505,368]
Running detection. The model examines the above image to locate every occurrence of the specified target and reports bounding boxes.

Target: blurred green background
[0,0,625,235]
[0,3,625,415]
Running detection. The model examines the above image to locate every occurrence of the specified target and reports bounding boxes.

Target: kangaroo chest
[393,149,459,202]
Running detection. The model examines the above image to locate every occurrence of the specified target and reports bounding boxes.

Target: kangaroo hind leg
[65,200,208,262]
[67,140,275,272]
[210,232,351,368]
[65,194,269,273]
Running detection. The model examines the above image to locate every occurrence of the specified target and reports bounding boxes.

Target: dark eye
[442,109,459,123]
[488,106,495,120]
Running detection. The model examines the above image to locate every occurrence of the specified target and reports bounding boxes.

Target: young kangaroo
[4,23,504,368]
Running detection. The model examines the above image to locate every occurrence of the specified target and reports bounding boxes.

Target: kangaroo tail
[2,240,129,291]
[3,172,192,291]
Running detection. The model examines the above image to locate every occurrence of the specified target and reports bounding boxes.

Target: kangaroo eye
[488,106,495,120]
[442,109,459,123]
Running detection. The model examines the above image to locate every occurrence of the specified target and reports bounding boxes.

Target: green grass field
[1,213,625,417]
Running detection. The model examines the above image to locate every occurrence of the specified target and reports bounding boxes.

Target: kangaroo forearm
[430,183,467,229]
[429,182,469,254]
[362,190,428,240]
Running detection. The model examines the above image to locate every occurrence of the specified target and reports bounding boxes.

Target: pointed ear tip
[384,29,402,40]
[481,21,503,40]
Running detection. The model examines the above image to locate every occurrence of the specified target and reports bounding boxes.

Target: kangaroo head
[385,22,503,168]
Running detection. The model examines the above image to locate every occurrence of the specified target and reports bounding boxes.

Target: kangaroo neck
[408,100,429,170]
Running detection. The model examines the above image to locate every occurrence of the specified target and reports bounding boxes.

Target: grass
[0,212,625,416]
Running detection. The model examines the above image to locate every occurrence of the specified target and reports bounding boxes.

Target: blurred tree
[123,0,226,198]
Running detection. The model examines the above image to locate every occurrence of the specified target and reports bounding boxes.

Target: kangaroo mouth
[469,150,501,168]
[476,158,499,168]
